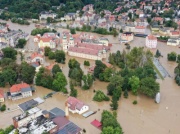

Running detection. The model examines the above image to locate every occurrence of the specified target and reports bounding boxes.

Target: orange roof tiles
[10,83,30,93]
[31,52,43,60]
[147,35,157,40]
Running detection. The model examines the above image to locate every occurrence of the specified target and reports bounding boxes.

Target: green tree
[48,51,55,59]
[103,68,113,82]
[19,62,36,84]
[17,38,27,48]
[84,60,90,66]
[128,76,140,95]
[44,47,51,56]
[140,77,160,98]
[110,92,118,110]
[2,47,17,60]
[52,64,62,77]
[155,49,161,58]
[82,74,94,90]
[128,12,132,20]
[123,89,128,98]
[70,28,76,34]
[0,69,17,86]
[167,52,177,61]
[55,50,66,63]
[107,75,124,95]
[70,82,77,97]
[52,72,67,93]
[94,60,106,79]
[47,17,53,23]
[93,90,110,102]
[0,104,6,111]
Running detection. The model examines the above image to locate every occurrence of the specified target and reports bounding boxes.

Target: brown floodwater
[0,20,180,134]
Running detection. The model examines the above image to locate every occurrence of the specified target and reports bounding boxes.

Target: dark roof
[21,87,32,93]
[57,122,82,134]
[49,107,65,118]
[42,110,49,115]
[18,99,38,112]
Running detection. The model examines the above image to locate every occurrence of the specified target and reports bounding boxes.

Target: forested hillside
[0,0,119,19]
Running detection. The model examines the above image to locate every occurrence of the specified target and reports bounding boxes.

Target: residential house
[120,32,134,42]
[151,25,160,33]
[145,34,157,48]
[67,96,89,114]
[0,89,4,102]
[125,24,135,32]
[9,83,32,100]
[99,37,109,46]
[167,39,179,46]
[38,37,56,49]
[135,26,146,34]
[64,13,76,21]
[169,31,180,38]
[31,52,44,64]
[39,11,57,20]
[153,17,164,25]
[144,6,153,11]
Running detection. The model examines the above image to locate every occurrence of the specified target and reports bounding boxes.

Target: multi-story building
[120,32,134,42]
[145,34,157,48]
[8,83,32,100]
[39,11,57,20]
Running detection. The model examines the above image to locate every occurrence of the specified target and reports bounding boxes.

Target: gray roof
[18,99,38,112]
[49,107,65,118]
[21,87,32,93]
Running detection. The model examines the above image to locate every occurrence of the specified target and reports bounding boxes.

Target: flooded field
[0,20,180,134]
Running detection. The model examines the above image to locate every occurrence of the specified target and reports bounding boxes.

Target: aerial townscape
[0,0,180,134]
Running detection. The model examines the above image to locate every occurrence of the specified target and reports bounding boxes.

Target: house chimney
[65,101,69,120]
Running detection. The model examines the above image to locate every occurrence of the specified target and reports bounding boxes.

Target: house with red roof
[135,26,146,34]
[146,34,157,48]
[31,52,44,64]
[9,83,32,100]
[38,36,56,49]
[0,89,4,102]
[67,97,89,114]
[153,17,164,25]
[169,31,180,38]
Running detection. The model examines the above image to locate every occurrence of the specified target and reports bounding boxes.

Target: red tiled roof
[67,97,85,110]
[46,63,56,70]
[147,35,157,40]
[0,89,4,98]
[40,37,53,42]
[69,47,99,56]
[31,52,43,60]
[170,31,180,35]
[10,83,30,93]
[135,26,145,29]
[77,43,110,50]
[153,17,163,21]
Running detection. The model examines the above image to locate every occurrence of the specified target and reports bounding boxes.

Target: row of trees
[44,47,66,64]
[31,28,57,36]
[11,18,30,25]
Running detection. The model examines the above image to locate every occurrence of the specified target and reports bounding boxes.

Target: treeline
[0,125,17,134]
[11,18,30,25]
[31,28,57,36]
[0,0,120,20]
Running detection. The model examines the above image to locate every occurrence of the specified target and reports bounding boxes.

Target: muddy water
[0,20,180,134]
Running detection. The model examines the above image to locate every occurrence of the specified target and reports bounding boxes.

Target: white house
[39,11,57,20]
[135,26,146,33]
[9,83,32,101]
[145,34,157,48]
[67,97,89,115]
[167,39,179,46]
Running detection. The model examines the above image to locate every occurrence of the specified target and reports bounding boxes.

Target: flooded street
[0,20,180,134]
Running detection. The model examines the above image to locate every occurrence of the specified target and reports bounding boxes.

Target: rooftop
[10,83,30,93]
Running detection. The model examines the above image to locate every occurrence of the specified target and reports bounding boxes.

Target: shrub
[133,100,138,105]
[0,104,6,111]
[84,60,90,66]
